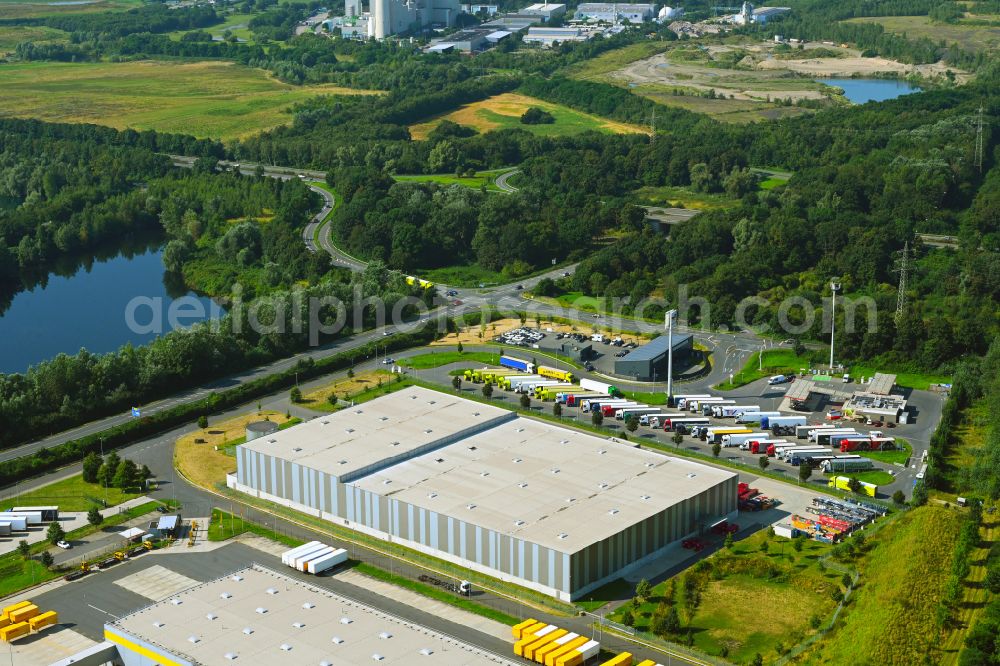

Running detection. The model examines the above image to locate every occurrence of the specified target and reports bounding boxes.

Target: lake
[0,247,221,375]
[820,78,922,104]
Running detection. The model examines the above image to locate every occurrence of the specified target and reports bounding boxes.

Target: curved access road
[494,168,520,193]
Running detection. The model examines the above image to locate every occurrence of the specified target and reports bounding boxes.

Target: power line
[893,241,910,324]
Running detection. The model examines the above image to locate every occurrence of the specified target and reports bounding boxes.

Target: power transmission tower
[649,108,656,146]
[893,241,910,324]
[974,104,985,173]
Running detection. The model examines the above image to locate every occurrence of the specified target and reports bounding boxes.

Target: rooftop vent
[427,492,438,499]
[231,575,244,582]
[332,637,344,644]
[518,482,528,488]
[480,471,489,477]
[565,497,576,503]
[255,608,267,615]
[339,459,348,465]
[207,613,218,621]
[390,441,400,447]
[266,588,278,595]
[354,409,363,414]
[424,429,433,434]
[293,622,305,629]
[435,458,445,463]
[512,458,523,463]
[640,494,651,500]
[340,617,353,625]
[382,479,392,485]
[280,644,292,652]
[598,449,607,455]
[292,447,302,453]
[345,428,355,434]
[608,509,620,516]
[372,655,384,661]
[473,412,480,416]
[557,533,569,540]
[687,473,697,478]
[220,592,232,600]
[420,648,434,656]
[242,627,253,635]
[380,416,389,422]
[514,520,525,527]
[551,468,561,474]
[224,653,237,661]
[560,439,569,444]
[170,599,182,606]
[188,636,200,644]
[153,622,165,628]
[428,400,436,405]
[468,446,477,451]
[645,462,655,468]
[598,482,609,489]
[302,602,315,610]
[517,428,525,433]
[267,439,277,444]
[378,632,393,640]
[322,421,330,425]
[467,503,477,510]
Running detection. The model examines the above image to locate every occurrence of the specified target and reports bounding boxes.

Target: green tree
[40,550,54,568]
[847,477,863,493]
[984,564,1000,594]
[892,489,905,505]
[636,578,652,602]
[799,463,813,484]
[139,464,152,482]
[87,506,103,527]
[793,535,804,552]
[626,415,639,433]
[751,653,764,666]
[290,386,302,403]
[96,462,114,489]
[724,532,734,549]
[452,376,462,391]
[113,458,138,489]
[842,572,853,589]
[82,452,102,484]
[47,521,66,545]
[520,393,531,409]
[553,402,562,418]
[17,540,30,560]
[672,431,683,447]
[347,368,355,379]
[712,441,721,458]
[759,456,770,471]
[759,540,769,554]
[591,410,603,427]
[482,383,493,399]
[457,341,464,353]
[329,392,340,406]
[197,415,208,429]
[911,482,928,506]
[620,608,635,627]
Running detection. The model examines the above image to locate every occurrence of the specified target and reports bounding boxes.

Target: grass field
[415,263,508,287]
[861,437,911,465]
[400,351,500,369]
[716,349,819,390]
[608,529,839,662]
[174,410,292,489]
[0,0,139,19]
[799,506,962,665]
[843,15,1000,52]
[0,24,66,54]
[408,93,648,140]
[632,184,738,210]
[300,370,399,411]
[944,399,989,494]
[848,364,951,390]
[563,41,673,81]
[0,60,380,140]
[393,170,507,192]
[0,473,141,512]
[207,508,303,548]
[825,470,896,486]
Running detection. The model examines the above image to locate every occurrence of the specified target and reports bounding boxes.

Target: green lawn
[843,15,1000,53]
[622,390,669,405]
[576,578,634,612]
[863,437,911,465]
[848,365,951,391]
[563,41,673,82]
[0,558,57,598]
[825,470,895,486]
[0,24,66,53]
[0,473,141,512]
[0,60,380,141]
[415,263,508,288]
[632,184,737,210]
[400,351,500,369]
[393,170,507,192]
[0,0,140,19]
[797,506,962,664]
[608,529,839,663]
[759,176,788,190]
[716,349,819,390]
[207,508,304,548]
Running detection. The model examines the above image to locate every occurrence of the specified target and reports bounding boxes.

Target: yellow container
[535,633,577,664]
[525,629,567,661]
[545,636,588,666]
[0,622,30,642]
[599,653,633,666]
[512,618,539,639]
[8,605,38,624]
[635,661,657,666]
[29,611,57,631]
[0,601,31,622]
[516,625,554,657]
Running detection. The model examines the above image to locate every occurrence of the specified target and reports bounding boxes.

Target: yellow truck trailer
[0,622,30,642]
[29,611,57,633]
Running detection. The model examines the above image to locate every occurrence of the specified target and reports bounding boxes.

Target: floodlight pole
[665,309,677,400]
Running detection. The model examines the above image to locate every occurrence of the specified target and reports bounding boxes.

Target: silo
[245,420,279,442]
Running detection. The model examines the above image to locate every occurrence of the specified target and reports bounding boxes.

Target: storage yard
[228,386,738,602]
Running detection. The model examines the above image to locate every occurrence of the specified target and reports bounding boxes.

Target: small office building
[614,333,694,381]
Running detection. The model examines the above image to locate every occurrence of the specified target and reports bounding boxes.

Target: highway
[494,168,520,193]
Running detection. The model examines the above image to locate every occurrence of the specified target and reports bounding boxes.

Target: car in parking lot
[768,374,789,385]
[382,358,395,365]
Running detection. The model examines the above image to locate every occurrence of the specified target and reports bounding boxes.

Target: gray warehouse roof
[868,373,897,396]
[108,565,518,666]
[240,387,515,482]
[619,333,693,363]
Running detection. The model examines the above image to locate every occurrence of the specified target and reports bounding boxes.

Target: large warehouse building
[230,387,737,601]
[614,333,694,381]
[104,564,519,666]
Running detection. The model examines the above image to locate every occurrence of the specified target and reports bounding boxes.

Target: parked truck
[828,475,878,497]
[565,393,604,406]
[736,411,781,424]
[603,402,639,417]
[500,356,535,373]
[687,397,727,412]
[821,456,875,473]
[616,407,660,420]
[705,427,752,444]
[749,439,789,454]
[796,423,831,439]
[640,412,679,426]
[580,378,622,398]
[672,394,711,409]
[721,432,769,448]
[761,415,808,430]
[808,427,856,443]
[699,400,736,415]
[663,417,710,432]
[538,366,576,382]
[713,404,760,418]
[506,375,543,391]
[815,429,860,446]
[582,398,632,413]
[306,548,348,574]
[535,383,575,398]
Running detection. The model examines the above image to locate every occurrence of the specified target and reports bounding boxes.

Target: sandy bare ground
[613,53,828,102]
[756,56,969,81]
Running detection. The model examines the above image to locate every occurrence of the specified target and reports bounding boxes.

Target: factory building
[524,25,592,45]
[730,2,790,25]
[574,2,656,22]
[103,564,520,666]
[230,387,737,601]
[520,2,566,20]
[367,0,463,38]
[614,333,694,382]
